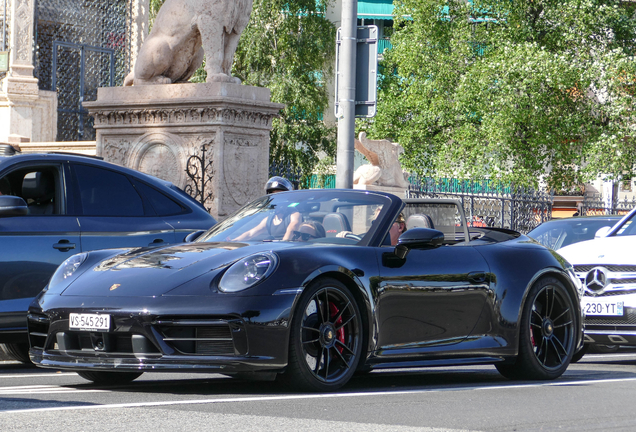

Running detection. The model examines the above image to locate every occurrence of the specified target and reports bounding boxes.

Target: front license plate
[69,313,111,331]
[582,300,624,316]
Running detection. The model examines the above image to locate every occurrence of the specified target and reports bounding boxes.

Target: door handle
[53,240,76,252]
[468,271,487,284]
[148,238,164,246]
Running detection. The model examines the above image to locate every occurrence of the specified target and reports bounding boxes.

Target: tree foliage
[363,0,636,189]
[234,0,337,180]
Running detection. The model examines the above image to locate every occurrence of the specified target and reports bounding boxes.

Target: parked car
[558,206,636,360]
[527,215,622,250]
[28,189,582,390]
[0,147,216,362]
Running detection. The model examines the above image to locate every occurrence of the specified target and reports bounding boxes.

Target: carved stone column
[84,82,284,220]
[0,0,57,142]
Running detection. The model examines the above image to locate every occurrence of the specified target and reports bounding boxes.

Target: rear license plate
[69,313,111,331]
[582,300,624,316]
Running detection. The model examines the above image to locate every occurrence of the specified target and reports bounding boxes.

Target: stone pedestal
[84,83,284,220]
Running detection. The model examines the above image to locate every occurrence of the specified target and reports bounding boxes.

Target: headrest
[406,214,435,230]
[22,171,55,201]
[323,212,351,237]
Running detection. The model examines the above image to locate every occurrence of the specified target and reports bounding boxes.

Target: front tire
[77,371,143,384]
[0,343,31,364]
[497,277,577,380]
[281,277,363,391]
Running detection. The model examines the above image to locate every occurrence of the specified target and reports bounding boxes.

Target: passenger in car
[388,213,407,245]
[232,176,302,241]
[292,220,326,241]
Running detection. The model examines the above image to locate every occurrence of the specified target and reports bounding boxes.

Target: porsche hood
[59,242,272,297]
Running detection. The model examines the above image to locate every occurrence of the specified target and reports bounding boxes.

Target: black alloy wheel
[496,277,577,380]
[77,371,143,384]
[282,277,362,391]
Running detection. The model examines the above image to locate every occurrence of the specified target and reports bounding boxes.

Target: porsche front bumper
[27,292,299,374]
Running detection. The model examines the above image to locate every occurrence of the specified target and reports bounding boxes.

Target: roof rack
[46,152,104,160]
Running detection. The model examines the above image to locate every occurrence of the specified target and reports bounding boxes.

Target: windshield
[528,218,620,249]
[197,190,393,245]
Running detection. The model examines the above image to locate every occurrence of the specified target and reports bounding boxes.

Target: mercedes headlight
[218,252,278,293]
[565,263,583,297]
[46,253,88,292]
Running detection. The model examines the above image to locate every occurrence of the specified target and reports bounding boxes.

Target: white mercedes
[558,206,636,359]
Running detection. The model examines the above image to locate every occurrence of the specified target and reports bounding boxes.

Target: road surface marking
[2,376,636,413]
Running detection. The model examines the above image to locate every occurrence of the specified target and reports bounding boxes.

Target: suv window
[134,180,185,216]
[74,164,144,216]
[0,165,61,215]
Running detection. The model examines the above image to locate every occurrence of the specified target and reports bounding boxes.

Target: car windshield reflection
[197,190,393,245]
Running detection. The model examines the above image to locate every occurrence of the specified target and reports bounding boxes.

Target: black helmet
[265,176,294,194]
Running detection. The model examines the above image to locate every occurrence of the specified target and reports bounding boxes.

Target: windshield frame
[608,206,636,237]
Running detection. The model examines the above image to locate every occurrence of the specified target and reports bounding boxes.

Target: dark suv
[0,146,216,362]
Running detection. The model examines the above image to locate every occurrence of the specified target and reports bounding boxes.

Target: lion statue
[353,132,411,189]
[124,0,253,86]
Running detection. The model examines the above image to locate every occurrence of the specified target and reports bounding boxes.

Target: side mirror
[394,227,444,259]
[594,226,611,238]
[184,230,206,242]
[0,195,28,217]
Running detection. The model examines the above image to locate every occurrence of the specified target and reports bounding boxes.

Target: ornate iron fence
[184,144,214,212]
[35,0,133,141]
[581,193,636,216]
[407,177,553,234]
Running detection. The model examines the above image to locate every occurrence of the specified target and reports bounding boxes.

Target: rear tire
[77,371,143,384]
[0,343,31,363]
[280,277,363,392]
[496,277,577,380]
[589,344,619,354]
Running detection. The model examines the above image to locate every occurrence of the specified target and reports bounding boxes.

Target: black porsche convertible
[28,189,583,391]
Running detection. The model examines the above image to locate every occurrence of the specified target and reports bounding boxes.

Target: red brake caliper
[329,302,345,353]
[530,325,536,348]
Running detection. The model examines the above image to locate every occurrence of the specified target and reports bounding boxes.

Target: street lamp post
[335,0,357,189]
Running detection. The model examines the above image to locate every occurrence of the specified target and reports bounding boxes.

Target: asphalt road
[1,352,636,432]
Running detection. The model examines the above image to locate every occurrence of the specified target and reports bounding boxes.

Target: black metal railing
[581,193,636,216]
[184,144,214,212]
[407,177,553,234]
[35,0,133,141]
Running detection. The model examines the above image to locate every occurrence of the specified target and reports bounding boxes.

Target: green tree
[364,0,636,190]
[233,0,337,183]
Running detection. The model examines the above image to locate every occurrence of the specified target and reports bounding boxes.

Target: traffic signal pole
[335,0,357,189]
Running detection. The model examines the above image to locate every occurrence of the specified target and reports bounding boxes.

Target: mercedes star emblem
[585,267,608,292]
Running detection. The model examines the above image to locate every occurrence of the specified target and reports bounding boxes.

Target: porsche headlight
[46,253,88,292]
[218,252,278,293]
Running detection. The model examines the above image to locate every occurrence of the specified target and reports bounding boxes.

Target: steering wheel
[344,233,362,241]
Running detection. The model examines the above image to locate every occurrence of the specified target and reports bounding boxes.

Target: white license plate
[69,313,111,331]
[582,300,624,316]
